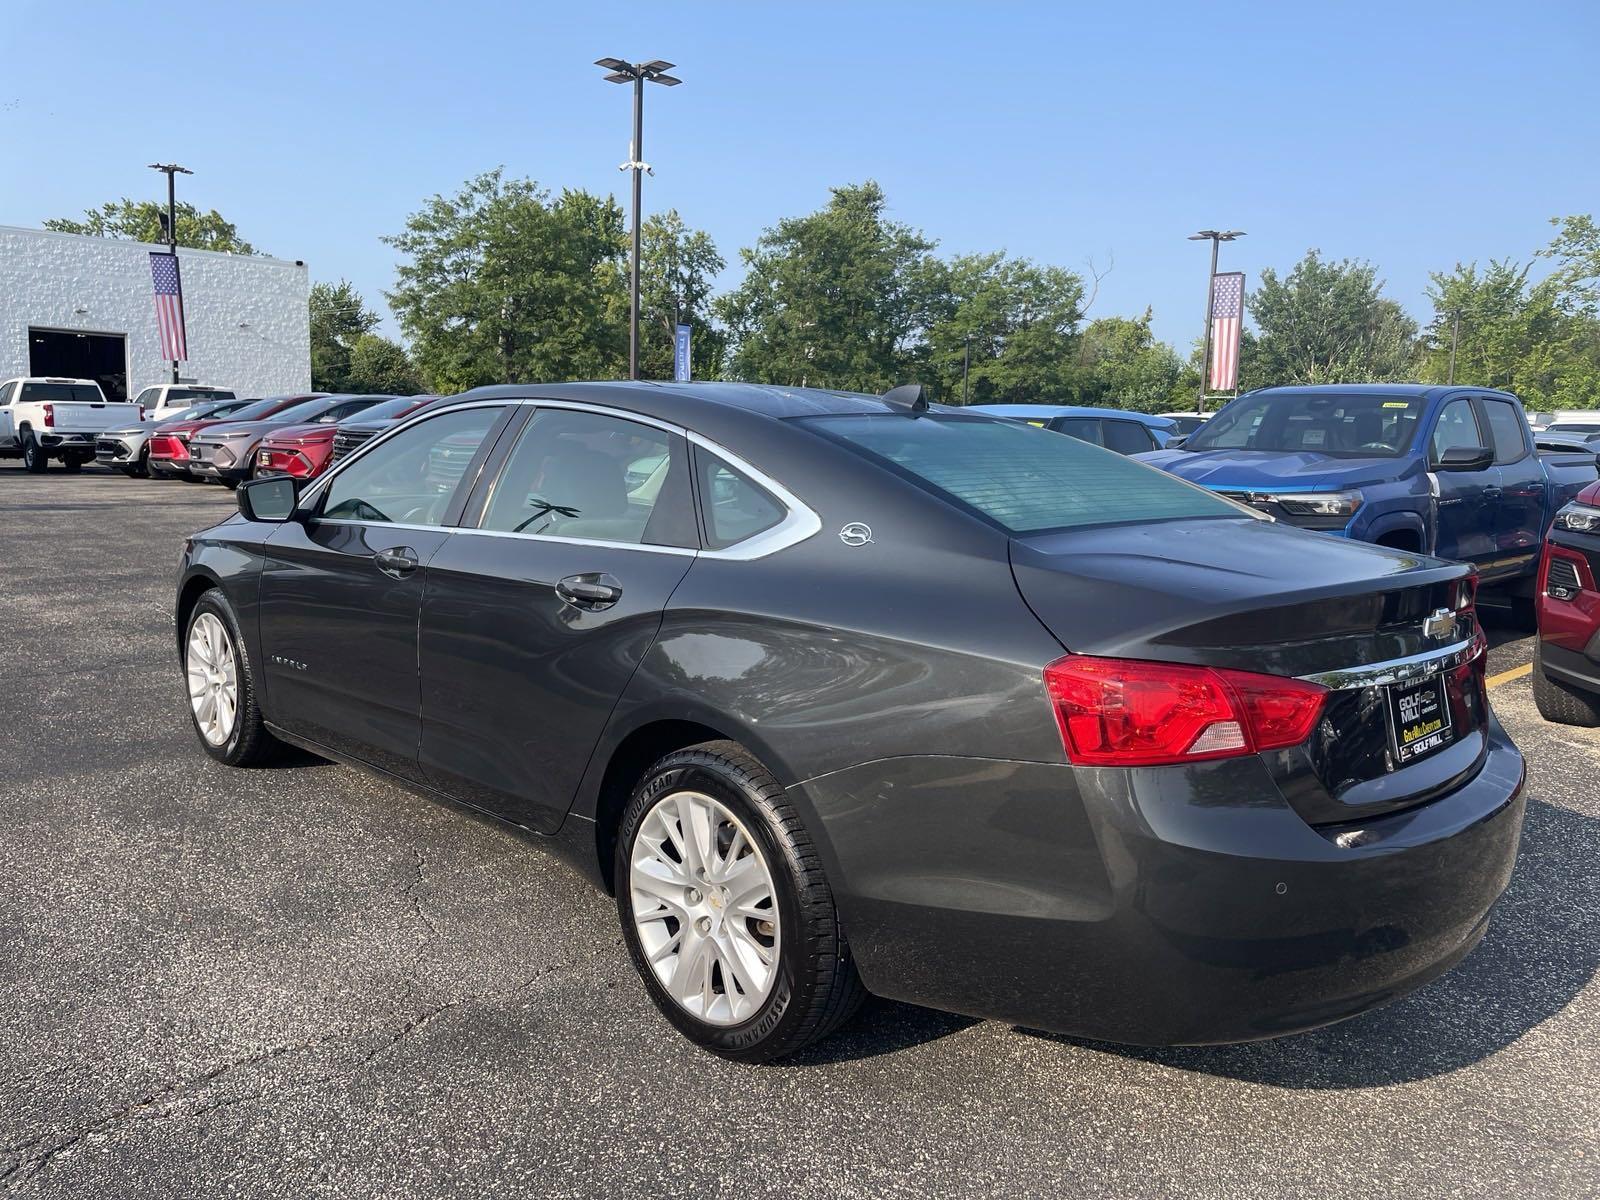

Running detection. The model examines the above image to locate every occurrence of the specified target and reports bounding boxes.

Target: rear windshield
[265,399,333,424]
[168,388,235,402]
[1186,392,1425,456]
[216,399,282,421]
[357,396,426,422]
[1549,422,1600,433]
[802,414,1243,534]
[20,382,103,403]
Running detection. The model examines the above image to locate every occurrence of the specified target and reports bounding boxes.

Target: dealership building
[0,225,310,402]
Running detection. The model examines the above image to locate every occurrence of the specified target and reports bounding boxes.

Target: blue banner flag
[674,324,692,382]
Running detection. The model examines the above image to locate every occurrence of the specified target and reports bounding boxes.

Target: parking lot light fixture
[595,58,682,381]
[1190,229,1244,413]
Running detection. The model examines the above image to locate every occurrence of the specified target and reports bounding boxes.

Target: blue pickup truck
[1140,384,1599,599]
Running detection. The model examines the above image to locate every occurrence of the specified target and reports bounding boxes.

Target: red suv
[1534,479,1600,725]
[253,396,435,481]
[148,394,326,480]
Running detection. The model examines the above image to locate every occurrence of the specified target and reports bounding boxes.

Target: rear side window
[0,383,14,406]
[1050,417,1103,445]
[1102,420,1157,455]
[1480,399,1529,463]
[696,450,785,549]
[803,414,1243,534]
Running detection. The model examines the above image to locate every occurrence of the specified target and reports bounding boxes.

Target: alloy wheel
[629,790,780,1026]
[186,612,239,747]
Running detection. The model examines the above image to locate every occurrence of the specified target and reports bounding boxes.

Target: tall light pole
[149,162,192,383]
[595,58,681,381]
[1448,309,1461,384]
[1189,229,1243,412]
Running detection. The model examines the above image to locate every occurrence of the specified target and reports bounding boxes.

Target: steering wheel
[1358,442,1393,452]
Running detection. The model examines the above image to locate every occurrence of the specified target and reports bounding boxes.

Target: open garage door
[29,328,128,402]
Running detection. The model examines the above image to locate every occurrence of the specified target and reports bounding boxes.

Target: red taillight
[42,403,54,428]
[1043,655,1327,767]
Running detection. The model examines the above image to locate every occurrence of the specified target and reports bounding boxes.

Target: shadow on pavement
[787,997,979,1066]
[1019,796,1598,1088]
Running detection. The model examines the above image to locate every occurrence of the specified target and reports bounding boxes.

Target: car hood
[105,423,156,436]
[1010,516,1466,677]
[1137,448,1415,490]
[194,419,287,439]
[260,422,335,443]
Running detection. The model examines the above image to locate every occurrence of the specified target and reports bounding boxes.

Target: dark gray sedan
[174,382,1525,1061]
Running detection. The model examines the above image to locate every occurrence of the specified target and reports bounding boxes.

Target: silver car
[95,399,254,477]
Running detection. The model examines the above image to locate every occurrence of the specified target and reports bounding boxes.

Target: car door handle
[1482,487,1503,500]
[374,547,419,578]
[556,573,623,610]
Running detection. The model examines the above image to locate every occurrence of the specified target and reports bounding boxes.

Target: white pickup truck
[0,377,143,472]
[131,383,238,421]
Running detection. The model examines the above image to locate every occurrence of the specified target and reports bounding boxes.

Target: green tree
[716,181,938,391]
[44,199,256,253]
[1072,312,1186,411]
[1541,214,1600,315]
[385,169,627,392]
[924,252,1085,404]
[639,210,726,380]
[1245,251,1419,388]
[345,333,421,395]
[309,280,380,392]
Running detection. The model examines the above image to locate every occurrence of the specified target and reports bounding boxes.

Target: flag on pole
[1208,271,1244,392]
[149,251,188,362]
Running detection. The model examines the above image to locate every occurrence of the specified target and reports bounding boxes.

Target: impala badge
[839,522,874,547]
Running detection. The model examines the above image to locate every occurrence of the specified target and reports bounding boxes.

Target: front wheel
[61,456,83,473]
[1533,643,1600,727]
[616,740,865,1062]
[22,437,47,473]
[184,590,283,765]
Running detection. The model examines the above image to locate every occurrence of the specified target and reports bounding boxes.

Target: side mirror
[237,474,299,522]
[1434,445,1494,472]
[1165,435,1188,449]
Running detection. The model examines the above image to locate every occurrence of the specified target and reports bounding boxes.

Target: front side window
[697,451,785,549]
[321,406,501,526]
[478,408,695,547]
[1480,399,1530,464]
[1431,398,1483,460]
[1187,393,1424,456]
[133,388,159,409]
[805,414,1243,535]
[0,383,15,406]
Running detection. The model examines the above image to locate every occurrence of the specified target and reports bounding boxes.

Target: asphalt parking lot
[2,464,1597,1199]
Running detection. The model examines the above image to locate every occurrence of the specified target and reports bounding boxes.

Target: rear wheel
[616,740,865,1062]
[1532,643,1600,727]
[132,451,151,479]
[184,590,283,765]
[21,436,47,473]
[61,456,83,473]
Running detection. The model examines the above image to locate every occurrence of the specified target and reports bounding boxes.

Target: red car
[148,394,326,480]
[253,395,435,481]
[1534,479,1600,725]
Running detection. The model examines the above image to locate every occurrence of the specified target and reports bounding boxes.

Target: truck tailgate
[41,403,141,433]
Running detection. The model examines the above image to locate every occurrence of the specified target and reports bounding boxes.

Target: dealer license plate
[1386,675,1453,765]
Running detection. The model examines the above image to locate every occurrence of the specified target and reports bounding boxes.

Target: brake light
[42,403,54,428]
[1043,655,1327,767]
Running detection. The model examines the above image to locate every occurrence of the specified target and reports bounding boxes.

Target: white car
[0,377,140,472]
[129,383,238,422]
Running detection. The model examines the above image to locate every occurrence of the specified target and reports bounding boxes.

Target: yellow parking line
[1486,663,1533,689]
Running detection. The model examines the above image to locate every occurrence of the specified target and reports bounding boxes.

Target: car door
[0,382,15,447]
[1476,395,1545,576]
[256,403,510,779]
[1427,396,1499,567]
[418,404,700,833]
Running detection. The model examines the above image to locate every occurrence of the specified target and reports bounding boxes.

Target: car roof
[1240,383,1522,403]
[965,403,1175,427]
[458,380,922,420]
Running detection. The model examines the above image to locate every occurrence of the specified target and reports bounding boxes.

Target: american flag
[1208,271,1245,392]
[149,251,188,362]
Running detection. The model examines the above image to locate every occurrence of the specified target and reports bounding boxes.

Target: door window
[1480,399,1530,464]
[133,388,159,409]
[1050,417,1104,445]
[1431,399,1483,461]
[0,383,14,406]
[478,408,696,547]
[696,451,785,549]
[1101,419,1157,454]
[321,406,502,526]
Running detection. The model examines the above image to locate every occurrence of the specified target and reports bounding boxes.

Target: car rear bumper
[795,723,1525,1045]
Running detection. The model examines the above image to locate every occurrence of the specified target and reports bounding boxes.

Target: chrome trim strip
[297,395,822,562]
[1297,638,1476,690]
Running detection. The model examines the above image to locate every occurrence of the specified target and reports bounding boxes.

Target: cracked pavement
[2,465,1598,1198]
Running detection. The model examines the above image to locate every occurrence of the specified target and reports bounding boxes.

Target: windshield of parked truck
[803,413,1242,534]
[167,389,235,403]
[19,382,104,404]
[1185,392,1425,457]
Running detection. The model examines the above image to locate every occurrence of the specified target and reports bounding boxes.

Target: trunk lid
[1012,517,1487,823]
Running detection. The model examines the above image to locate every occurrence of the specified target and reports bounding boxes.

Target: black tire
[1532,643,1600,727]
[615,740,866,1062]
[132,452,151,479]
[183,589,284,766]
[21,436,47,473]
[61,456,83,473]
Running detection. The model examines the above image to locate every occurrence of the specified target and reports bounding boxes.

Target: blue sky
[3,0,1597,351]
